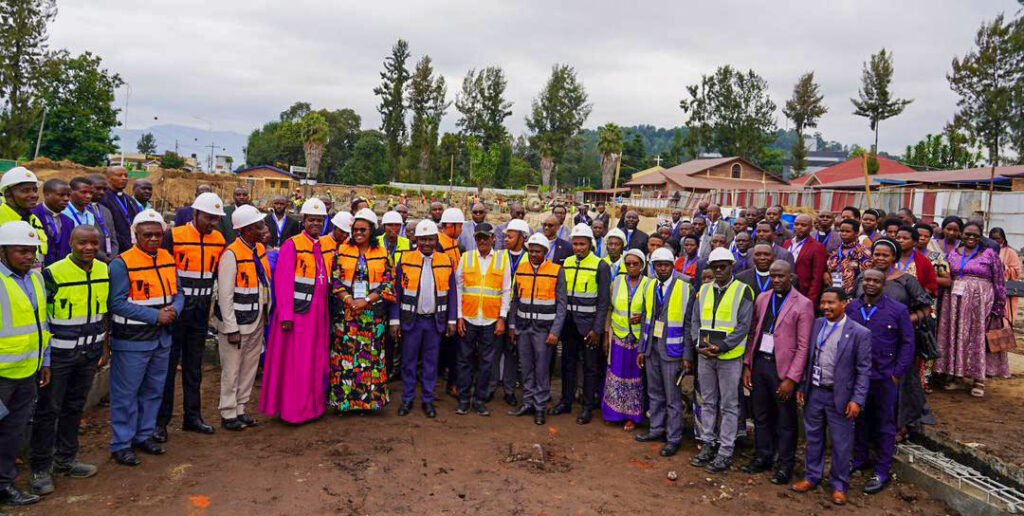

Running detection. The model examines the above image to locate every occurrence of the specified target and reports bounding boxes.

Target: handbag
[915,316,941,360]
[985,316,1017,353]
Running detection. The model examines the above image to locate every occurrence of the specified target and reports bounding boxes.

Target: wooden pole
[612,153,622,191]
[986,161,996,229]
[862,153,874,209]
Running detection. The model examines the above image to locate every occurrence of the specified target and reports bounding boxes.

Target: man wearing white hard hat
[0,167,48,258]
[97,166,140,252]
[318,211,352,270]
[635,246,694,457]
[487,217,531,406]
[108,210,183,466]
[507,232,567,426]
[550,223,611,425]
[603,228,628,281]
[390,219,457,419]
[213,205,271,432]
[153,192,227,442]
[0,221,50,506]
[689,247,756,474]
[378,210,410,267]
[437,207,464,397]
[261,197,331,424]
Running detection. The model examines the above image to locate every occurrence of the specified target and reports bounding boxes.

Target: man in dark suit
[98,166,140,250]
[217,187,250,243]
[265,195,300,248]
[791,287,871,506]
[622,210,648,252]
[754,221,794,266]
[784,214,827,307]
[815,210,841,255]
[540,215,572,265]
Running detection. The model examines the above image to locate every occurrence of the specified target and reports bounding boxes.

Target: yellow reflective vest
[563,252,600,314]
[45,257,109,353]
[697,280,751,360]
[0,271,51,379]
[610,275,649,341]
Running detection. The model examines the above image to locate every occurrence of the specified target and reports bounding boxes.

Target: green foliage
[32,51,123,165]
[244,103,361,181]
[136,132,156,155]
[404,56,448,183]
[783,72,828,173]
[0,0,56,159]
[559,133,600,188]
[903,129,983,170]
[456,67,512,151]
[525,64,592,186]
[508,155,538,186]
[467,136,503,192]
[372,184,403,196]
[341,130,390,185]
[851,48,913,153]
[298,111,330,179]
[597,123,623,188]
[160,150,185,169]
[758,147,787,175]
[373,39,411,178]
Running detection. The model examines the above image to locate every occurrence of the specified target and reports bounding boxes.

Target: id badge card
[831,272,843,288]
[951,280,966,297]
[811,364,822,385]
[653,320,665,338]
[353,281,369,299]
[759,334,775,353]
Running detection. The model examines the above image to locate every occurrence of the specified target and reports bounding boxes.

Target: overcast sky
[51,0,1019,155]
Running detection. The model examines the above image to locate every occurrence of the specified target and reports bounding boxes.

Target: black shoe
[0,484,41,506]
[237,414,259,427]
[507,404,534,417]
[547,403,571,415]
[111,449,141,467]
[660,443,681,457]
[534,411,546,426]
[52,461,98,478]
[133,438,165,455]
[484,391,495,403]
[152,426,168,443]
[863,475,889,495]
[691,445,717,467]
[706,455,733,474]
[635,432,667,443]
[474,403,490,416]
[741,458,773,474]
[398,401,414,416]
[183,419,215,434]
[221,418,245,431]
[422,402,437,419]
[576,410,592,425]
[770,470,792,485]
[503,393,517,406]
[455,402,470,415]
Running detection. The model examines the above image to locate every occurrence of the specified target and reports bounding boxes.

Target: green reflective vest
[0,203,48,257]
[45,257,109,353]
[0,271,51,379]
[378,234,411,266]
[697,280,751,360]
[610,275,649,341]
[563,252,600,314]
[602,255,627,281]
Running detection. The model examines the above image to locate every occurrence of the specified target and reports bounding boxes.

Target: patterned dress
[328,252,396,412]
[826,242,872,294]
[601,276,648,423]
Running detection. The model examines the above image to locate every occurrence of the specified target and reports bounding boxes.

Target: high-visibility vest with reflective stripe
[378,235,411,267]
[334,243,389,298]
[610,275,649,341]
[45,257,108,352]
[320,234,339,278]
[290,232,323,314]
[397,250,453,323]
[642,276,692,357]
[602,256,627,281]
[214,239,271,326]
[438,232,461,272]
[112,246,178,341]
[170,223,225,301]
[461,250,507,322]
[563,252,600,314]
[0,272,50,379]
[0,203,48,257]
[697,280,751,360]
[513,259,560,327]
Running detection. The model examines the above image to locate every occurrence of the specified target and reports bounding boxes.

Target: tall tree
[341,130,390,185]
[298,111,329,181]
[851,49,913,157]
[525,64,592,187]
[0,0,56,158]
[373,39,411,178]
[782,72,828,175]
[136,132,157,155]
[467,136,503,193]
[404,56,448,183]
[455,66,513,150]
[597,123,623,188]
[903,128,982,170]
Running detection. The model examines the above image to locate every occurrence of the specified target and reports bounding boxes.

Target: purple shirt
[846,294,914,380]
[948,245,1006,318]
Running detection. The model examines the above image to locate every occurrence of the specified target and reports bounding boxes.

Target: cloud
[49,0,1019,154]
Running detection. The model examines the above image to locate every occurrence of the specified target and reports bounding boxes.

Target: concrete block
[894,456,1009,516]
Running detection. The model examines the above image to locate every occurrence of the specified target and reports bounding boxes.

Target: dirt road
[11,367,952,515]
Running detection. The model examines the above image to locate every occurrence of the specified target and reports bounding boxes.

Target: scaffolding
[899,443,1024,513]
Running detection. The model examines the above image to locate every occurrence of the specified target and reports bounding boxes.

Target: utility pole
[33,106,47,159]
[449,154,455,199]
[120,83,131,167]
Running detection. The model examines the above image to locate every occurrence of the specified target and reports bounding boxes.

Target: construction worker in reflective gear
[437,207,464,397]
[378,210,411,267]
[635,247,694,456]
[601,249,650,431]
[603,228,628,281]
[551,223,611,425]
[454,222,511,416]
[0,221,50,507]
[214,205,271,432]
[389,219,456,419]
[30,226,108,494]
[108,209,183,467]
[487,218,530,407]
[155,192,226,441]
[320,211,353,268]
[688,247,756,474]
[507,232,567,427]
[0,167,49,259]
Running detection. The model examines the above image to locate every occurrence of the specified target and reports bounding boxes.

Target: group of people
[0,164,1016,509]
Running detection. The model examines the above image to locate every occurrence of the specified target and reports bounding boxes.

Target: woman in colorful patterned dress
[825,218,872,295]
[328,209,395,412]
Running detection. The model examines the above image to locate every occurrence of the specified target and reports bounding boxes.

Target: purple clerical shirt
[846,294,915,381]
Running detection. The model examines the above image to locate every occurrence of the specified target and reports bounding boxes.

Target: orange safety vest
[214,238,271,326]
[461,250,507,322]
[397,250,452,325]
[513,258,560,327]
[320,234,338,278]
[438,232,461,272]
[170,223,225,300]
[112,246,178,341]
[334,243,389,295]
[290,232,324,314]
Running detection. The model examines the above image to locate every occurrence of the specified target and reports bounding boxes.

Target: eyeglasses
[709,263,731,271]
[351,227,370,233]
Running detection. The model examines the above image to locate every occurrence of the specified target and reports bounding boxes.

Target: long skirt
[328,306,389,412]
[935,275,1010,381]
[601,335,644,423]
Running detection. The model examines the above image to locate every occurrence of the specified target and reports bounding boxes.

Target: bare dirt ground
[925,373,1024,469]
[8,366,953,516]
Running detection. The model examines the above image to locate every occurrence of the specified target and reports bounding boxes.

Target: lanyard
[114,193,132,219]
[818,231,831,246]
[959,246,981,278]
[546,242,555,260]
[275,215,286,238]
[860,305,879,322]
[789,238,806,256]
[68,205,86,226]
[755,273,771,293]
[509,251,524,272]
[817,321,840,353]
[897,251,915,272]
[683,255,698,273]
[838,244,853,262]
[768,291,789,333]
[733,250,748,269]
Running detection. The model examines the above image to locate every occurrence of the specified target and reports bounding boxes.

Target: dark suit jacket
[548,237,573,266]
[624,229,648,252]
[265,213,301,248]
[100,190,140,252]
[784,237,828,306]
[801,317,872,413]
[745,289,814,382]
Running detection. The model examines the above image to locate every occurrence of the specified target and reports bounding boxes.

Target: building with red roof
[791,155,915,187]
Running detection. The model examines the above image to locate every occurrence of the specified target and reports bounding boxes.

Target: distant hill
[112,124,247,169]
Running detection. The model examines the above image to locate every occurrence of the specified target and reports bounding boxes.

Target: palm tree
[299,112,330,181]
[597,123,623,189]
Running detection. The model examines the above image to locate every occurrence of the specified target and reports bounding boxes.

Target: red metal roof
[808,165,1024,189]
[790,155,914,186]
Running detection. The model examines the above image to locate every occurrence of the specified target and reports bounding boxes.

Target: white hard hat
[440,207,465,224]
[191,192,226,216]
[415,219,439,237]
[381,211,402,226]
[231,205,264,230]
[131,208,167,231]
[650,247,675,264]
[0,167,38,192]
[526,232,551,251]
[708,247,735,263]
[300,198,328,216]
[332,211,353,233]
[605,228,626,244]
[0,221,42,246]
[625,248,647,265]
[571,223,594,240]
[354,208,377,227]
[506,219,531,235]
